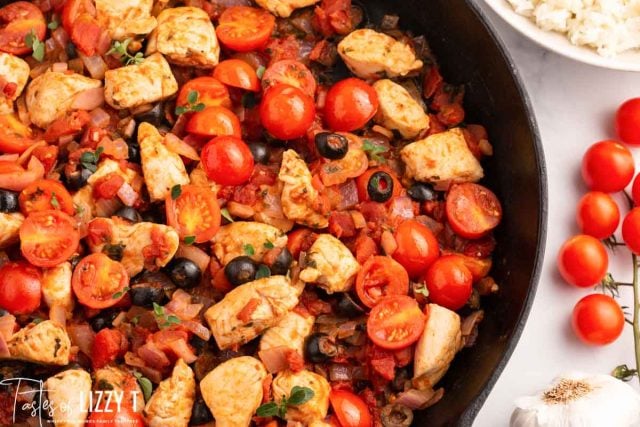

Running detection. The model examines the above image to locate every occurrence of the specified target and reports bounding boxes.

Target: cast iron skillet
[361,1,547,425]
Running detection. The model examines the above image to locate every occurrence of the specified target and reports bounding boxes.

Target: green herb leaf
[263,240,275,249]
[192,103,206,112]
[32,317,43,324]
[48,19,59,30]
[153,302,164,317]
[133,372,153,402]
[107,38,144,66]
[175,105,187,115]
[414,284,429,297]
[50,192,60,209]
[256,65,266,79]
[221,208,234,223]
[25,29,45,62]
[362,139,389,163]
[176,91,204,115]
[255,264,271,279]
[256,402,280,417]
[187,90,198,105]
[288,386,314,406]
[243,244,255,256]
[164,315,181,327]
[184,235,196,245]
[112,286,130,300]
[131,315,141,325]
[171,184,182,200]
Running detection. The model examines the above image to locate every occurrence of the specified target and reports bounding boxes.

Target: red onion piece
[72,87,104,110]
[89,107,110,128]
[176,244,210,272]
[0,314,16,342]
[80,54,107,79]
[67,323,95,356]
[258,346,291,373]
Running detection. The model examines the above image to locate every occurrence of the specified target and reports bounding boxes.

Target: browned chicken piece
[45,369,92,427]
[144,359,195,427]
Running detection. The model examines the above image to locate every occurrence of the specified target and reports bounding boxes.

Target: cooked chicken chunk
[45,369,92,427]
[401,128,484,186]
[205,275,299,350]
[95,0,157,40]
[211,221,287,265]
[5,320,70,365]
[138,122,189,201]
[260,311,314,356]
[413,304,462,386]
[146,7,219,67]
[189,162,220,195]
[0,53,30,114]
[42,262,74,316]
[144,359,195,427]
[88,158,141,187]
[104,53,178,110]
[255,0,319,17]
[272,370,330,424]
[337,29,423,79]
[0,212,23,249]
[299,234,360,293]
[373,79,430,139]
[94,366,144,412]
[26,71,102,128]
[86,217,179,277]
[279,149,329,229]
[200,356,267,427]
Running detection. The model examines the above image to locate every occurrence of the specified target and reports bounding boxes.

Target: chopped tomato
[356,167,402,202]
[367,345,396,381]
[213,59,261,92]
[43,110,91,143]
[0,261,41,315]
[19,179,75,216]
[87,403,144,427]
[91,328,128,369]
[356,256,409,308]
[186,106,241,138]
[31,145,58,174]
[62,0,107,56]
[93,173,125,199]
[329,389,373,427]
[20,210,79,268]
[0,157,45,192]
[0,2,46,55]
[446,183,502,239]
[177,77,232,109]
[328,211,356,238]
[72,253,129,309]
[367,295,426,350]
[354,233,378,264]
[216,6,275,52]
[313,0,356,37]
[166,185,221,243]
[287,228,317,259]
[0,114,36,154]
[262,60,317,97]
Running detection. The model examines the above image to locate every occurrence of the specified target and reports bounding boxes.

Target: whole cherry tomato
[423,254,473,310]
[0,261,41,315]
[392,220,440,278]
[201,136,255,186]
[622,208,640,255]
[260,84,315,140]
[324,78,378,132]
[329,389,373,427]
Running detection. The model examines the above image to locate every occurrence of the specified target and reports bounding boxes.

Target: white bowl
[483,0,640,72]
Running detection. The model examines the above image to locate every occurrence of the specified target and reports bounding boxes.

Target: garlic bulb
[510,372,640,427]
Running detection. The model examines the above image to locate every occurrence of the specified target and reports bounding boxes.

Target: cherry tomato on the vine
[581,140,634,193]
[576,191,620,239]
[557,234,608,287]
[572,293,624,346]
[616,97,640,145]
[622,208,640,255]
[632,173,640,207]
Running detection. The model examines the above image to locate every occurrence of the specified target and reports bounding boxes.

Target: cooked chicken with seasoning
[144,359,195,427]
[200,356,267,427]
[45,369,92,427]
[94,366,145,412]
[260,310,315,355]
[299,234,360,293]
[401,127,484,186]
[272,370,331,424]
[41,262,74,315]
[138,122,190,201]
[373,79,430,139]
[211,221,287,265]
[414,304,462,386]
[95,0,157,40]
[5,320,70,365]
[205,275,299,349]
[0,52,30,115]
[0,212,23,249]
[25,70,102,128]
[88,158,142,188]
[279,149,329,229]
[147,7,220,68]
[255,0,320,17]
[338,29,423,79]
[104,53,178,110]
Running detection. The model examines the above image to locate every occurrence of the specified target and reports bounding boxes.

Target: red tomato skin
[557,235,608,287]
[424,255,473,310]
[355,256,409,308]
[0,2,46,55]
[216,6,275,52]
[201,136,255,186]
[581,140,635,193]
[91,328,128,370]
[633,174,640,207]
[616,98,640,145]
[0,114,35,154]
[260,84,316,140]
[622,208,640,255]
[213,59,261,91]
[367,295,425,350]
[329,390,373,427]
[324,78,379,132]
[572,294,624,346]
[262,59,317,97]
[576,191,620,239]
[186,106,241,138]
[87,404,145,427]
[0,262,41,315]
[20,210,80,268]
[392,220,440,279]
[445,183,502,239]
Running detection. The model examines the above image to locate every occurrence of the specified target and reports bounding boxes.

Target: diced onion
[117,182,139,207]
[164,133,200,161]
[72,87,104,110]
[89,107,111,128]
[49,304,67,328]
[80,54,107,80]
[176,244,210,272]
[95,197,121,217]
[67,323,95,356]
[51,62,68,73]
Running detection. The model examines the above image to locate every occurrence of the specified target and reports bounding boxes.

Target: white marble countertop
[471,1,640,425]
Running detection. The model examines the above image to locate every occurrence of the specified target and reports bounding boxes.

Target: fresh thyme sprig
[106,38,144,66]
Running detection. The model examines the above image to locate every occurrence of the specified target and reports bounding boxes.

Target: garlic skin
[510,373,640,427]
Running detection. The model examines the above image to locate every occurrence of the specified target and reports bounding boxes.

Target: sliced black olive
[0,190,19,213]
[130,282,165,307]
[248,142,269,165]
[224,256,257,286]
[315,132,349,160]
[367,171,394,203]
[134,102,166,128]
[381,404,413,427]
[336,293,365,318]
[166,258,202,288]
[127,143,141,164]
[114,206,142,223]
[66,42,77,59]
[66,168,93,191]
[141,207,166,224]
[270,247,293,275]
[89,310,119,332]
[407,182,437,202]
[305,333,338,363]
[190,398,214,425]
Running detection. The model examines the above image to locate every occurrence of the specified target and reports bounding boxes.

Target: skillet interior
[360,0,547,425]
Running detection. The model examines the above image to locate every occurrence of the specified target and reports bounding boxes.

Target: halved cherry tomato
[319,134,369,187]
[19,179,75,216]
[445,183,502,239]
[166,185,221,243]
[557,234,608,287]
[20,210,79,268]
[324,78,378,132]
[0,2,46,55]
[329,390,373,427]
[216,6,275,52]
[0,261,41,315]
[87,403,144,427]
[576,191,620,239]
[213,59,260,92]
[72,253,129,309]
[572,293,624,346]
[287,228,317,259]
[262,59,317,97]
[356,167,402,202]
[392,220,439,279]
[176,77,232,109]
[424,254,473,310]
[0,114,35,154]
[356,256,409,308]
[367,295,425,350]
[260,84,316,140]
[186,106,241,138]
[581,140,635,193]
[201,136,255,186]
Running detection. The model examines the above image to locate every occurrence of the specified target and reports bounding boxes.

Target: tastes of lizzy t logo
[0,377,141,426]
